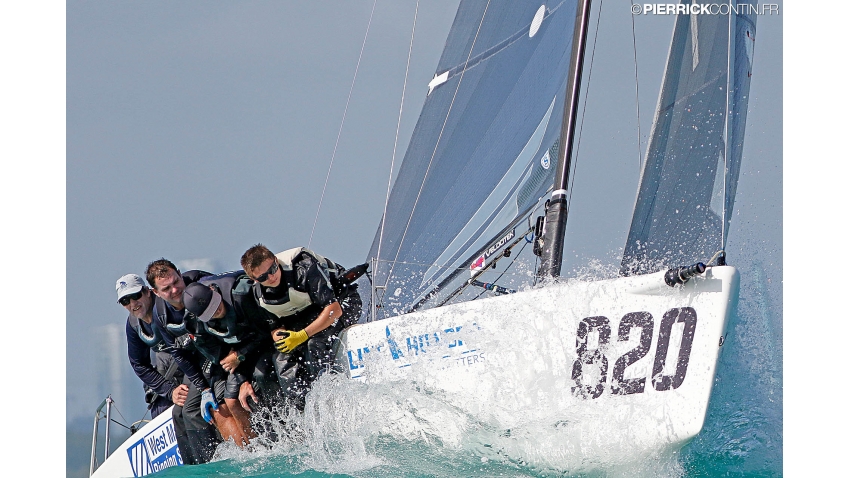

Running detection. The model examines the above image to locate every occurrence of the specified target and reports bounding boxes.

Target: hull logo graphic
[126,418,183,476]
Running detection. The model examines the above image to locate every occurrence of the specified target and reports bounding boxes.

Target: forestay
[369,1,581,315]
[620,3,757,275]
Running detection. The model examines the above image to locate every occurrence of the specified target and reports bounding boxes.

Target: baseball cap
[183,282,222,322]
[116,274,145,300]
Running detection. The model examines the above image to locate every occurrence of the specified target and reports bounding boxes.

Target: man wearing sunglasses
[117,274,186,418]
[239,244,362,410]
[116,273,196,464]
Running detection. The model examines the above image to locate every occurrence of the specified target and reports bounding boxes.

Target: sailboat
[334,0,756,464]
[90,0,757,475]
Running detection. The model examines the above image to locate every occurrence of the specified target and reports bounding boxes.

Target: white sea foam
[193,257,762,478]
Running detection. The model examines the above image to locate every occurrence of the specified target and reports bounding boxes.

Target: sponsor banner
[126,418,182,477]
[347,306,703,397]
[346,323,480,378]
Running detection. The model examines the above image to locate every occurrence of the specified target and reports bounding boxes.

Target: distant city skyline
[93,324,144,421]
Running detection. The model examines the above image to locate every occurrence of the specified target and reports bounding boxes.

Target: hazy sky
[0,0,844,473]
[16,0,832,466]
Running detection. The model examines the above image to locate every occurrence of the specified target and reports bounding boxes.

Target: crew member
[116,273,186,427]
[145,259,245,462]
[239,244,362,410]
[181,271,278,446]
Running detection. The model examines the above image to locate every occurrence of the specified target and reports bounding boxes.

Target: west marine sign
[126,417,183,476]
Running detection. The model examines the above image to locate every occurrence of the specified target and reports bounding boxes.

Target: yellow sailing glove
[274,329,309,353]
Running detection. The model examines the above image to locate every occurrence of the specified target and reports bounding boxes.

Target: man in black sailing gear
[240,244,362,411]
[181,271,278,446]
[116,274,186,419]
[145,259,244,463]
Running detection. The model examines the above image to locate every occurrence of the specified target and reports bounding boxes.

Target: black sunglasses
[254,261,279,283]
[118,289,145,306]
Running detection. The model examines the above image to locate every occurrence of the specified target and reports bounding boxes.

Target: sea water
[154,262,781,478]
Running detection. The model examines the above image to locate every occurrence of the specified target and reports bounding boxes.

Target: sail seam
[428,0,568,92]
[653,72,726,117]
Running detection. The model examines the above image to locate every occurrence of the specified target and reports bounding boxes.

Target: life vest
[256,248,321,318]
[197,271,259,344]
[151,271,211,345]
[128,313,166,351]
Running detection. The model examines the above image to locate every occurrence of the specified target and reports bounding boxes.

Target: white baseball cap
[116,274,145,302]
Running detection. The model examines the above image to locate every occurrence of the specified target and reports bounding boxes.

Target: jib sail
[620,4,757,275]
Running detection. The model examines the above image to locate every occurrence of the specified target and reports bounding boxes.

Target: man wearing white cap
[116,273,193,459]
[117,273,188,416]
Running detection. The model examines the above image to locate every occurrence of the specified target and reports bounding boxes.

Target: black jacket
[152,270,212,391]
[190,271,275,381]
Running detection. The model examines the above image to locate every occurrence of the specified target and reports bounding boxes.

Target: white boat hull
[334,266,739,458]
[91,405,183,478]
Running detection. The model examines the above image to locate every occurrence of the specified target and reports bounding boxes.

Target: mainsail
[368,1,581,315]
[620,4,757,275]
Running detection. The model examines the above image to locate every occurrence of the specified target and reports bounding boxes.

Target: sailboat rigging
[369,0,586,315]
[367,0,755,315]
[336,0,757,462]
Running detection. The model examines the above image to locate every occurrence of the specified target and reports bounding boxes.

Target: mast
[537,0,592,279]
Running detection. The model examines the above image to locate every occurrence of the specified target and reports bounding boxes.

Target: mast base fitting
[664,262,706,287]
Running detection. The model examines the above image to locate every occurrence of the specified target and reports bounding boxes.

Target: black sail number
[651,307,698,391]
[611,312,654,395]
[571,316,611,399]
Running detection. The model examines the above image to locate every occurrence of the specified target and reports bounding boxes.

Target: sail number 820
[571,307,697,399]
